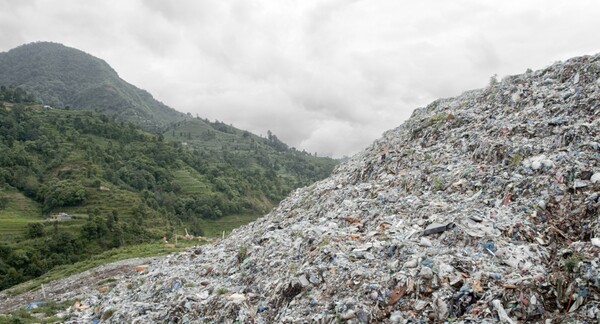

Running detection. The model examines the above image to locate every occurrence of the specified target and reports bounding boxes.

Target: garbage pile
[64,54,599,323]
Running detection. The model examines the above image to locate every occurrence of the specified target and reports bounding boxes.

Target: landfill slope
[63,54,600,323]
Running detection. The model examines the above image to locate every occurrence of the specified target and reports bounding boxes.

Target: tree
[81,217,108,240]
[133,203,147,226]
[2,267,23,290]
[111,209,119,222]
[26,223,45,238]
[41,180,87,213]
[110,224,124,248]
[106,210,119,230]
[0,196,8,210]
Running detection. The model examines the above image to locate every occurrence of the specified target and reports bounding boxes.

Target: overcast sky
[1,0,600,157]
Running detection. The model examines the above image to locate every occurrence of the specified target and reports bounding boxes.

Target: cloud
[1,0,600,157]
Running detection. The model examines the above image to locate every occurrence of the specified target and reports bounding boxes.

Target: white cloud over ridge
[1,0,600,157]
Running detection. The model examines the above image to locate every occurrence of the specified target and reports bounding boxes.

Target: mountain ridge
[0,42,185,130]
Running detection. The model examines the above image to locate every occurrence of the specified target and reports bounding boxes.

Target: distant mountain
[0,42,185,130]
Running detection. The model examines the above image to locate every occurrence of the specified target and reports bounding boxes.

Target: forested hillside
[0,42,185,130]
[0,90,337,290]
[164,118,333,192]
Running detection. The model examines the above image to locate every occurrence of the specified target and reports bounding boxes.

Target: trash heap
[65,54,600,323]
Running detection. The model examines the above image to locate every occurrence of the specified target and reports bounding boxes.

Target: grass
[0,218,39,230]
[510,153,524,166]
[0,300,73,323]
[0,187,43,241]
[426,113,450,126]
[96,278,118,286]
[432,176,445,192]
[0,188,42,218]
[173,168,210,195]
[237,245,248,264]
[318,239,330,250]
[564,253,583,273]
[6,240,201,296]
[193,213,264,238]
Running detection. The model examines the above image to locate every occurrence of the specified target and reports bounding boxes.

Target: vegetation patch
[96,278,118,286]
[428,113,449,125]
[237,245,248,264]
[0,299,73,324]
[101,308,115,321]
[564,253,583,273]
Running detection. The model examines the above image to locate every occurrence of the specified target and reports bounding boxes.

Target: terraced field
[172,168,210,195]
[59,187,142,221]
[194,213,264,238]
[0,187,43,241]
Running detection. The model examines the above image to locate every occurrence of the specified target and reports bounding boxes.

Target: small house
[49,212,72,221]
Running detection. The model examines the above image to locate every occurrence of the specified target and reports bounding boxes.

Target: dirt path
[0,256,159,314]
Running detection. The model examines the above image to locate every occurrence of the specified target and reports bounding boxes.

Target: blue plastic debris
[387,245,396,257]
[421,257,434,268]
[25,301,48,309]
[171,280,181,292]
[486,272,502,280]
[483,241,497,254]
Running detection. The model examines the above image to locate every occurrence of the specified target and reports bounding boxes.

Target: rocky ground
[3,53,600,323]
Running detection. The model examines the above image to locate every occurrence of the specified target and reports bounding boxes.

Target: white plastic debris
[493,299,516,324]
[226,293,246,303]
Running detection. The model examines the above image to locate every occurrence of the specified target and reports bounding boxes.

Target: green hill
[0,88,337,290]
[164,118,336,195]
[0,42,185,130]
